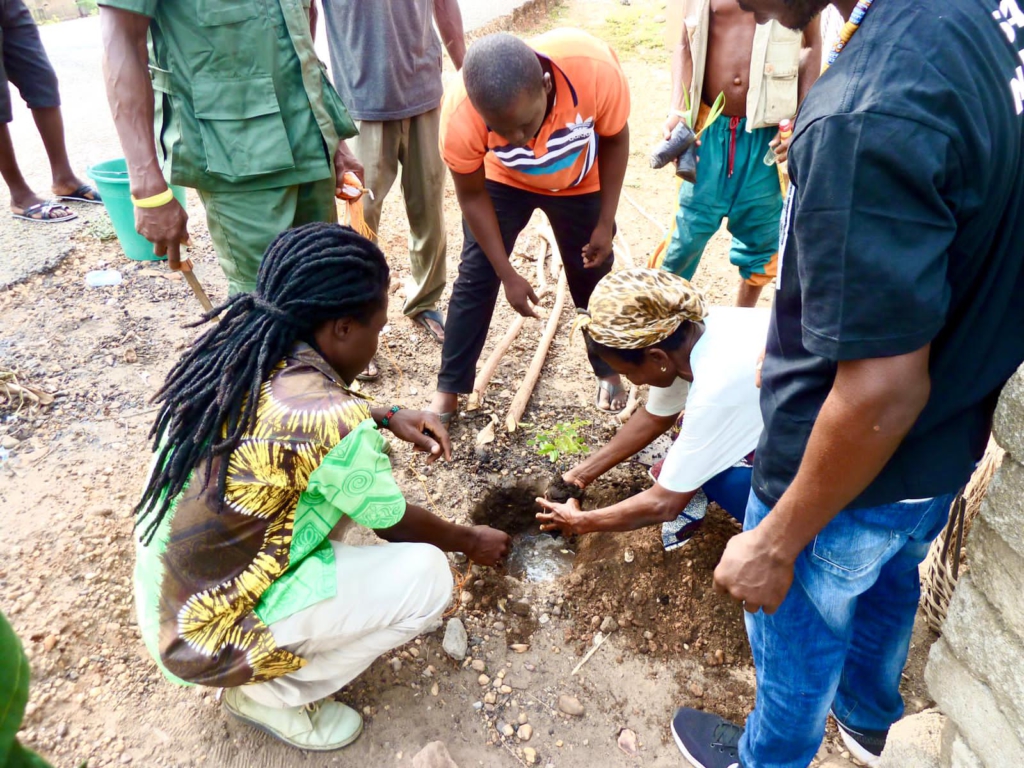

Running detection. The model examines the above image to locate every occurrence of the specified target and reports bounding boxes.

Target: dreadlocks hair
[134,222,390,545]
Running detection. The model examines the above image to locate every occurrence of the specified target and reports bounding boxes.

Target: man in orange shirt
[428,30,631,418]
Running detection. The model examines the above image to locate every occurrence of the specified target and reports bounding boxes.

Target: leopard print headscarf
[577,268,707,349]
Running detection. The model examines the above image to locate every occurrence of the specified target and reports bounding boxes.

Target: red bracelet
[380,405,401,428]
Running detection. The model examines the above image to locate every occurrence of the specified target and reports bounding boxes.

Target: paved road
[1,1,535,288]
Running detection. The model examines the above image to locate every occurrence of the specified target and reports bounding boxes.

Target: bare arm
[664,22,693,138]
[582,123,629,268]
[565,406,678,488]
[537,484,694,535]
[433,0,466,70]
[100,6,190,267]
[715,345,932,613]
[451,168,539,317]
[798,15,822,106]
[378,504,510,566]
[308,0,317,43]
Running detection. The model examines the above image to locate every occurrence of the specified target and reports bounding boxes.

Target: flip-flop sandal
[410,309,445,344]
[57,184,103,205]
[11,200,78,223]
[437,411,458,427]
[356,357,380,382]
[595,378,627,415]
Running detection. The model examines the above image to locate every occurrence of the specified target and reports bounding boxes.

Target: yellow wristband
[131,189,175,209]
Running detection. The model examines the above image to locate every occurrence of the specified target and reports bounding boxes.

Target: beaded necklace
[823,0,875,72]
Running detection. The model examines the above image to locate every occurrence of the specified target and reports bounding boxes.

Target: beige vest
[668,0,802,132]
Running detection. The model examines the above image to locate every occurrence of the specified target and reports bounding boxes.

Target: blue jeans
[739,491,955,768]
[703,464,752,524]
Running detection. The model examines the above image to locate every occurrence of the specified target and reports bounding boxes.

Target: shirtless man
[660,0,820,306]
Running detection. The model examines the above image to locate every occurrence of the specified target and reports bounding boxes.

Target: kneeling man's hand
[466,526,511,566]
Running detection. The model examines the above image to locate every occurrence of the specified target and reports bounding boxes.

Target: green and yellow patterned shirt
[134,344,405,688]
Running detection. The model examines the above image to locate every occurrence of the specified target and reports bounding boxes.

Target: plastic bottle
[85,269,123,288]
[763,118,794,166]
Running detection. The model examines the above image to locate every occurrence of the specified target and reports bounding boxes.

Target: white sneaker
[222,688,363,751]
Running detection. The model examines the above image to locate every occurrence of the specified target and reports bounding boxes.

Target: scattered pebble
[617,728,639,756]
[523,746,537,764]
[442,618,469,661]
[518,724,533,742]
[600,616,619,634]
[478,675,490,687]
[557,694,585,717]
[471,659,487,673]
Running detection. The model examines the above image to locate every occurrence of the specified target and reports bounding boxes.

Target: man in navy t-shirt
[669,1,1024,767]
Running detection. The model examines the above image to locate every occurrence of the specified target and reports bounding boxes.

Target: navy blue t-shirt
[754,0,1024,508]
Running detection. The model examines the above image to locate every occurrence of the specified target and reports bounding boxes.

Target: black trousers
[438,180,615,394]
[0,0,61,125]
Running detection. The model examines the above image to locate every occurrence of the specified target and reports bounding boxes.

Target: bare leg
[736,279,764,308]
[428,391,458,417]
[30,106,86,196]
[0,122,47,211]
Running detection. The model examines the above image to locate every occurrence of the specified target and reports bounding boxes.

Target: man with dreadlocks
[133,223,510,751]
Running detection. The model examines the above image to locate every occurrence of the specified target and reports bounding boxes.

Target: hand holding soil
[536,496,586,535]
[464,524,512,566]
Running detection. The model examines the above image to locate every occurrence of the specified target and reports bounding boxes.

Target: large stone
[966,516,1024,644]
[879,710,944,768]
[411,741,460,768]
[949,734,984,768]
[993,366,1024,460]
[978,455,1024,560]
[926,637,1024,767]
[442,618,468,661]
[941,576,1024,738]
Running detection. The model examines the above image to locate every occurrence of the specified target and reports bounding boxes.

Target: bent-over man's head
[463,33,553,147]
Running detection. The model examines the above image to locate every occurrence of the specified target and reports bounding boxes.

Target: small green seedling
[527,420,591,464]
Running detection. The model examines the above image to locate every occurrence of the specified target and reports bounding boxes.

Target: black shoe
[831,711,886,768]
[671,707,743,768]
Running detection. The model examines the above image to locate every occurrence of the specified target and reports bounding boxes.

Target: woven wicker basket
[921,440,1004,634]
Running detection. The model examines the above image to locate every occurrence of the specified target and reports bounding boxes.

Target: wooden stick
[613,234,634,269]
[571,632,609,676]
[466,237,550,411]
[505,273,568,433]
[622,190,668,235]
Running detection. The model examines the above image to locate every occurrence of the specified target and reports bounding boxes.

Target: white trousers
[243,541,453,708]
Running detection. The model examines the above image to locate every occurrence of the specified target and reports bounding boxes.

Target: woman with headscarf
[536,268,769,548]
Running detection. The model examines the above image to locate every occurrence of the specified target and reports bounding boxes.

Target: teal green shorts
[662,113,782,286]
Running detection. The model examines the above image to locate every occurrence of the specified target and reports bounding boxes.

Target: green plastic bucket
[87,158,187,262]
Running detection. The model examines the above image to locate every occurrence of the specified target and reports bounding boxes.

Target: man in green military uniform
[98,0,362,294]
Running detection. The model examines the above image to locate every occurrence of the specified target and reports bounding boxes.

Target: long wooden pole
[466,237,550,411]
[505,272,568,433]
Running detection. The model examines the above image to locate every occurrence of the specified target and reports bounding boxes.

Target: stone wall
[882,365,1024,767]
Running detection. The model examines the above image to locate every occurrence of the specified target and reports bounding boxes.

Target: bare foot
[429,391,458,419]
[9,189,48,214]
[51,175,93,199]
[356,357,380,382]
[597,375,628,412]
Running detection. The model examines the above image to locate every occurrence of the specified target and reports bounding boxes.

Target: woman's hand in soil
[536,497,585,535]
[503,273,540,318]
[385,409,452,463]
[465,525,511,566]
[561,470,589,492]
[712,528,795,615]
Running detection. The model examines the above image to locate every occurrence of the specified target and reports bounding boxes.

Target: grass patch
[599,4,669,61]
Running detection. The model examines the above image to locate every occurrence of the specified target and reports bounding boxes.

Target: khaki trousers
[353,108,447,318]
[243,541,452,709]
